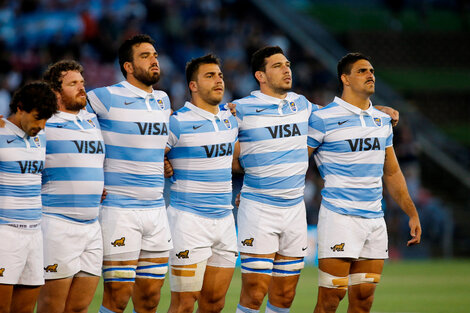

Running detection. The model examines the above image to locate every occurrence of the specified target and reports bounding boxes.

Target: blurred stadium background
[1,0,469,311]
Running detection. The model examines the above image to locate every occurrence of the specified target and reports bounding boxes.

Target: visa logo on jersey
[203,143,233,158]
[346,138,381,151]
[266,124,301,139]
[18,160,44,173]
[73,141,104,154]
[135,122,168,135]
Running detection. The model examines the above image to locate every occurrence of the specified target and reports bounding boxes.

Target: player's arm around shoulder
[383,146,422,246]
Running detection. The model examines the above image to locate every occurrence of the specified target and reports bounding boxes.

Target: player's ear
[189,81,197,93]
[123,62,133,76]
[254,71,265,84]
[341,73,349,87]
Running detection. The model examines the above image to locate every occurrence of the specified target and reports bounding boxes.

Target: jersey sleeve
[307,110,326,148]
[385,121,393,148]
[86,87,112,116]
[167,115,181,149]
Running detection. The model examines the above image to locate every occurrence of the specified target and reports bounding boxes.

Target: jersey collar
[4,118,28,139]
[251,90,297,105]
[121,80,155,99]
[334,96,374,116]
[55,110,87,121]
[185,101,223,121]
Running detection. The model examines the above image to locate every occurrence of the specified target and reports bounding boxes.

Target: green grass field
[87,260,470,313]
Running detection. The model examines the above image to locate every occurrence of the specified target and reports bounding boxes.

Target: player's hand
[0,115,4,128]
[235,192,241,207]
[407,216,421,246]
[227,102,236,117]
[164,156,174,178]
[101,188,108,203]
[377,106,399,127]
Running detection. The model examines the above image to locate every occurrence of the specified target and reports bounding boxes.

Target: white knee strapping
[272,258,304,277]
[169,260,207,292]
[102,265,137,283]
[348,273,381,285]
[136,261,168,280]
[240,255,273,275]
[318,270,348,290]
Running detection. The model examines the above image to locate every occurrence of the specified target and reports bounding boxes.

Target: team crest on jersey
[289,101,297,112]
[87,119,96,128]
[33,136,41,147]
[157,99,164,109]
[373,117,382,127]
[223,118,231,129]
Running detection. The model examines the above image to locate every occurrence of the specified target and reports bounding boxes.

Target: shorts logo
[241,237,254,246]
[87,119,96,128]
[223,118,231,129]
[289,101,297,112]
[44,264,58,272]
[33,136,41,147]
[331,243,345,252]
[111,237,125,247]
[374,117,382,127]
[176,250,189,259]
[0,268,5,276]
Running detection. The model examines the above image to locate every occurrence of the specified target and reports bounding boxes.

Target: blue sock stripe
[136,273,166,278]
[102,267,136,272]
[237,303,260,313]
[273,258,304,266]
[267,301,290,313]
[99,305,116,313]
[272,268,301,275]
[103,277,136,283]
[241,257,274,264]
[136,263,168,270]
[241,266,272,274]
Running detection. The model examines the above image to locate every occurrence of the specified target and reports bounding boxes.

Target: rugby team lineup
[0,32,422,313]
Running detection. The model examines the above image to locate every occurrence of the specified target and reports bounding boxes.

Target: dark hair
[43,60,83,92]
[118,34,156,78]
[337,52,371,89]
[251,46,285,83]
[185,54,221,89]
[10,81,58,120]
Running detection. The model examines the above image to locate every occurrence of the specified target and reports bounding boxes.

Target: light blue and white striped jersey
[167,102,238,218]
[308,96,393,218]
[234,90,319,208]
[42,110,105,222]
[0,119,46,226]
[87,81,171,209]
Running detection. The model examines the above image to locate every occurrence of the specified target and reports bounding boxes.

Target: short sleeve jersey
[0,119,46,226]
[167,102,238,218]
[41,110,105,222]
[87,81,171,209]
[233,90,319,207]
[308,96,393,218]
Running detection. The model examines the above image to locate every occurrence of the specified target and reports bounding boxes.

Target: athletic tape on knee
[169,260,207,292]
[102,265,136,283]
[348,273,381,285]
[318,270,348,290]
[240,255,273,275]
[136,260,168,280]
[272,258,304,277]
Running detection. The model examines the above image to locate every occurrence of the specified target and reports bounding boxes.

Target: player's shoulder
[153,89,169,99]
[372,106,391,118]
[313,100,341,117]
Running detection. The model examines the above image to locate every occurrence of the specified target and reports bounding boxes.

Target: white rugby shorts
[0,225,44,285]
[237,197,308,257]
[317,205,389,259]
[42,215,102,279]
[100,207,172,260]
[168,206,238,267]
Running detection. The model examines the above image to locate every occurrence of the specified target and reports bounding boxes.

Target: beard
[62,92,87,112]
[133,65,161,86]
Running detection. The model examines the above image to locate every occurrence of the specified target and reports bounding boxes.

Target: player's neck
[341,91,371,110]
[126,77,153,93]
[260,87,287,100]
[7,114,22,131]
[58,103,80,115]
[191,98,219,115]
